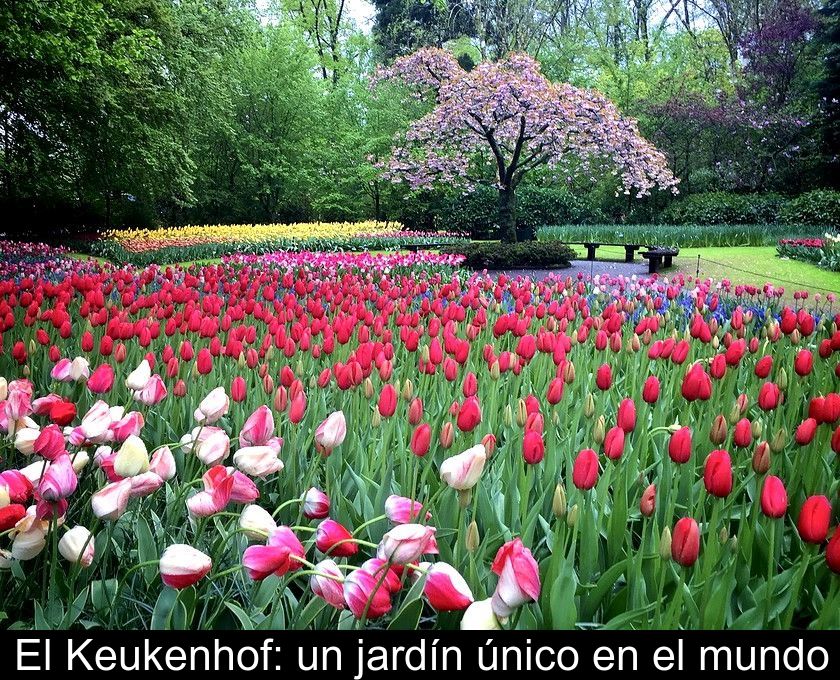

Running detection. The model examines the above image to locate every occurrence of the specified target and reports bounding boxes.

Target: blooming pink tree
[374,48,679,242]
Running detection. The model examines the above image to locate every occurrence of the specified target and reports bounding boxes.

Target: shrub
[660,192,786,225]
[442,240,575,269]
[437,185,607,239]
[779,190,840,226]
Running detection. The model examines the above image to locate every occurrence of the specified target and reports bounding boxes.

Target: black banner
[3,631,836,676]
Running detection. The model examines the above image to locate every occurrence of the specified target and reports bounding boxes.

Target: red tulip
[794,349,813,376]
[595,363,612,390]
[196,348,213,374]
[733,418,752,448]
[230,376,246,403]
[758,382,781,411]
[668,427,692,463]
[456,396,482,432]
[546,377,564,405]
[522,430,545,465]
[572,448,599,490]
[603,426,625,460]
[760,475,788,518]
[797,495,831,544]
[795,418,818,446]
[243,526,306,579]
[0,504,26,531]
[378,384,397,418]
[754,355,772,378]
[407,397,423,425]
[703,449,733,498]
[681,363,712,401]
[617,398,636,433]
[422,562,474,612]
[827,527,840,574]
[671,517,700,566]
[410,423,431,457]
[642,376,660,403]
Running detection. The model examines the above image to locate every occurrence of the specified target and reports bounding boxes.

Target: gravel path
[485,258,652,280]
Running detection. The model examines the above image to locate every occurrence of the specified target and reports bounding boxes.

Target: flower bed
[88,222,468,265]
[0,240,839,631]
[777,235,840,271]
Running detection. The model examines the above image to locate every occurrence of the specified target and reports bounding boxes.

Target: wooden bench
[580,242,645,263]
[404,242,449,252]
[641,247,680,274]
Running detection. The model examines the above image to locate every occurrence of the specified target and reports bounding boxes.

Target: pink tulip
[187,466,235,517]
[421,561,474,612]
[194,387,229,424]
[303,487,330,519]
[242,526,305,580]
[384,495,430,523]
[91,479,132,520]
[87,364,115,394]
[377,523,437,564]
[38,453,77,501]
[440,444,487,490]
[316,518,357,557]
[159,544,212,589]
[490,538,541,617]
[239,406,281,451]
[134,374,167,406]
[149,446,177,481]
[129,471,165,498]
[51,358,73,382]
[108,411,144,443]
[343,568,392,620]
[314,411,346,453]
[310,559,345,609]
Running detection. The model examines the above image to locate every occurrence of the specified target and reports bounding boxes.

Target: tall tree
[374,48,678,241]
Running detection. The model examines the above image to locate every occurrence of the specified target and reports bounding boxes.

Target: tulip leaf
[135,515,158,584]
[549,564,578,630]
[61,589,89,629]
[225,601,255,630]
[90,578,118,615]
[388,597,424,630]
[34,601,51,631]
[151,588,178,630]
[294,598,327,630]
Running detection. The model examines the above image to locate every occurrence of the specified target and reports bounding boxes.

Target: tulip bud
[769,427,787,453]
[503,404,513,427]
[515,399,528,427]
[752,441,771,474]
[583,393,595,418]
[552,484,567,518]
[709,415,728,445]
[401,379,413,401]
[466,520,480,552]
[640,483,656,517]
[371,411,381,428]
[439,422,454,449]
[777,367,788,390]
[566,504,579,527]
[363,378,374,399]
[593,416,606,445]
[489,361,501,380]
[659,526,672,561]
[718,526,729,544]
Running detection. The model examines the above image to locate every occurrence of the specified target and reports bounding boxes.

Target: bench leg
[648,257,661,274]
[624,246,635,263]
[664,255,673,267]
[586,245,596,261]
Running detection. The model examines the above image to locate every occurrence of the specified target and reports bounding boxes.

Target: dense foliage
[1,0,836,235]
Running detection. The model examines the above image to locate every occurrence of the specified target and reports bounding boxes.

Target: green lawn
[573,245,840,295]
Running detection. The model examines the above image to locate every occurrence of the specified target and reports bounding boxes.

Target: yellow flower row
[105,221,402,246]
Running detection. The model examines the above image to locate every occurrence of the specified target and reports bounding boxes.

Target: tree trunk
[498,186,517,243]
